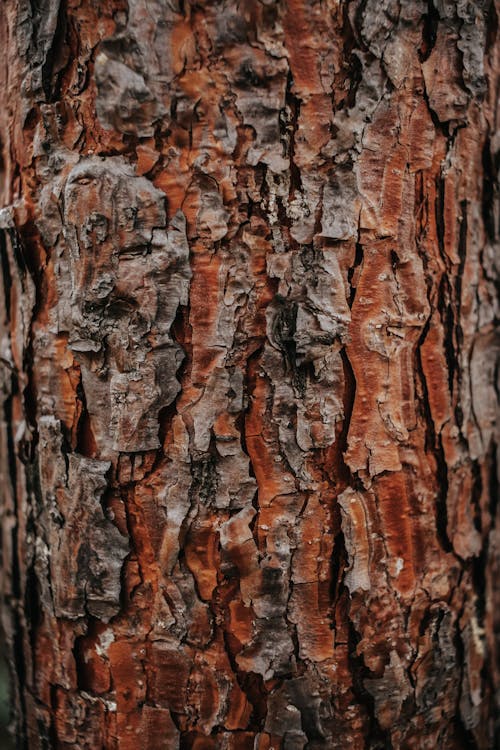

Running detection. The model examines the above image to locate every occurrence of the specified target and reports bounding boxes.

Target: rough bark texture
[0,1,499,748]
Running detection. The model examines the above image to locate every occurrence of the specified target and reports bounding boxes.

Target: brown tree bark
[0,1,499,748]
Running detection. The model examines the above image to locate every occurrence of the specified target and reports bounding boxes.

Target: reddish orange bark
[0,1,499,749]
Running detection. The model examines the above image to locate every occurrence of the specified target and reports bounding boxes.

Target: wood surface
[0,1,498,748]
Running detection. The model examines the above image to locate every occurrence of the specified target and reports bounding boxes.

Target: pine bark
[0,1,499,748]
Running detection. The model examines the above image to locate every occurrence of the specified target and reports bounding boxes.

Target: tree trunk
[0,1,499,748]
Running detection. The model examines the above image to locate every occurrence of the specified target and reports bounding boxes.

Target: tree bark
[0,1,499,748]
